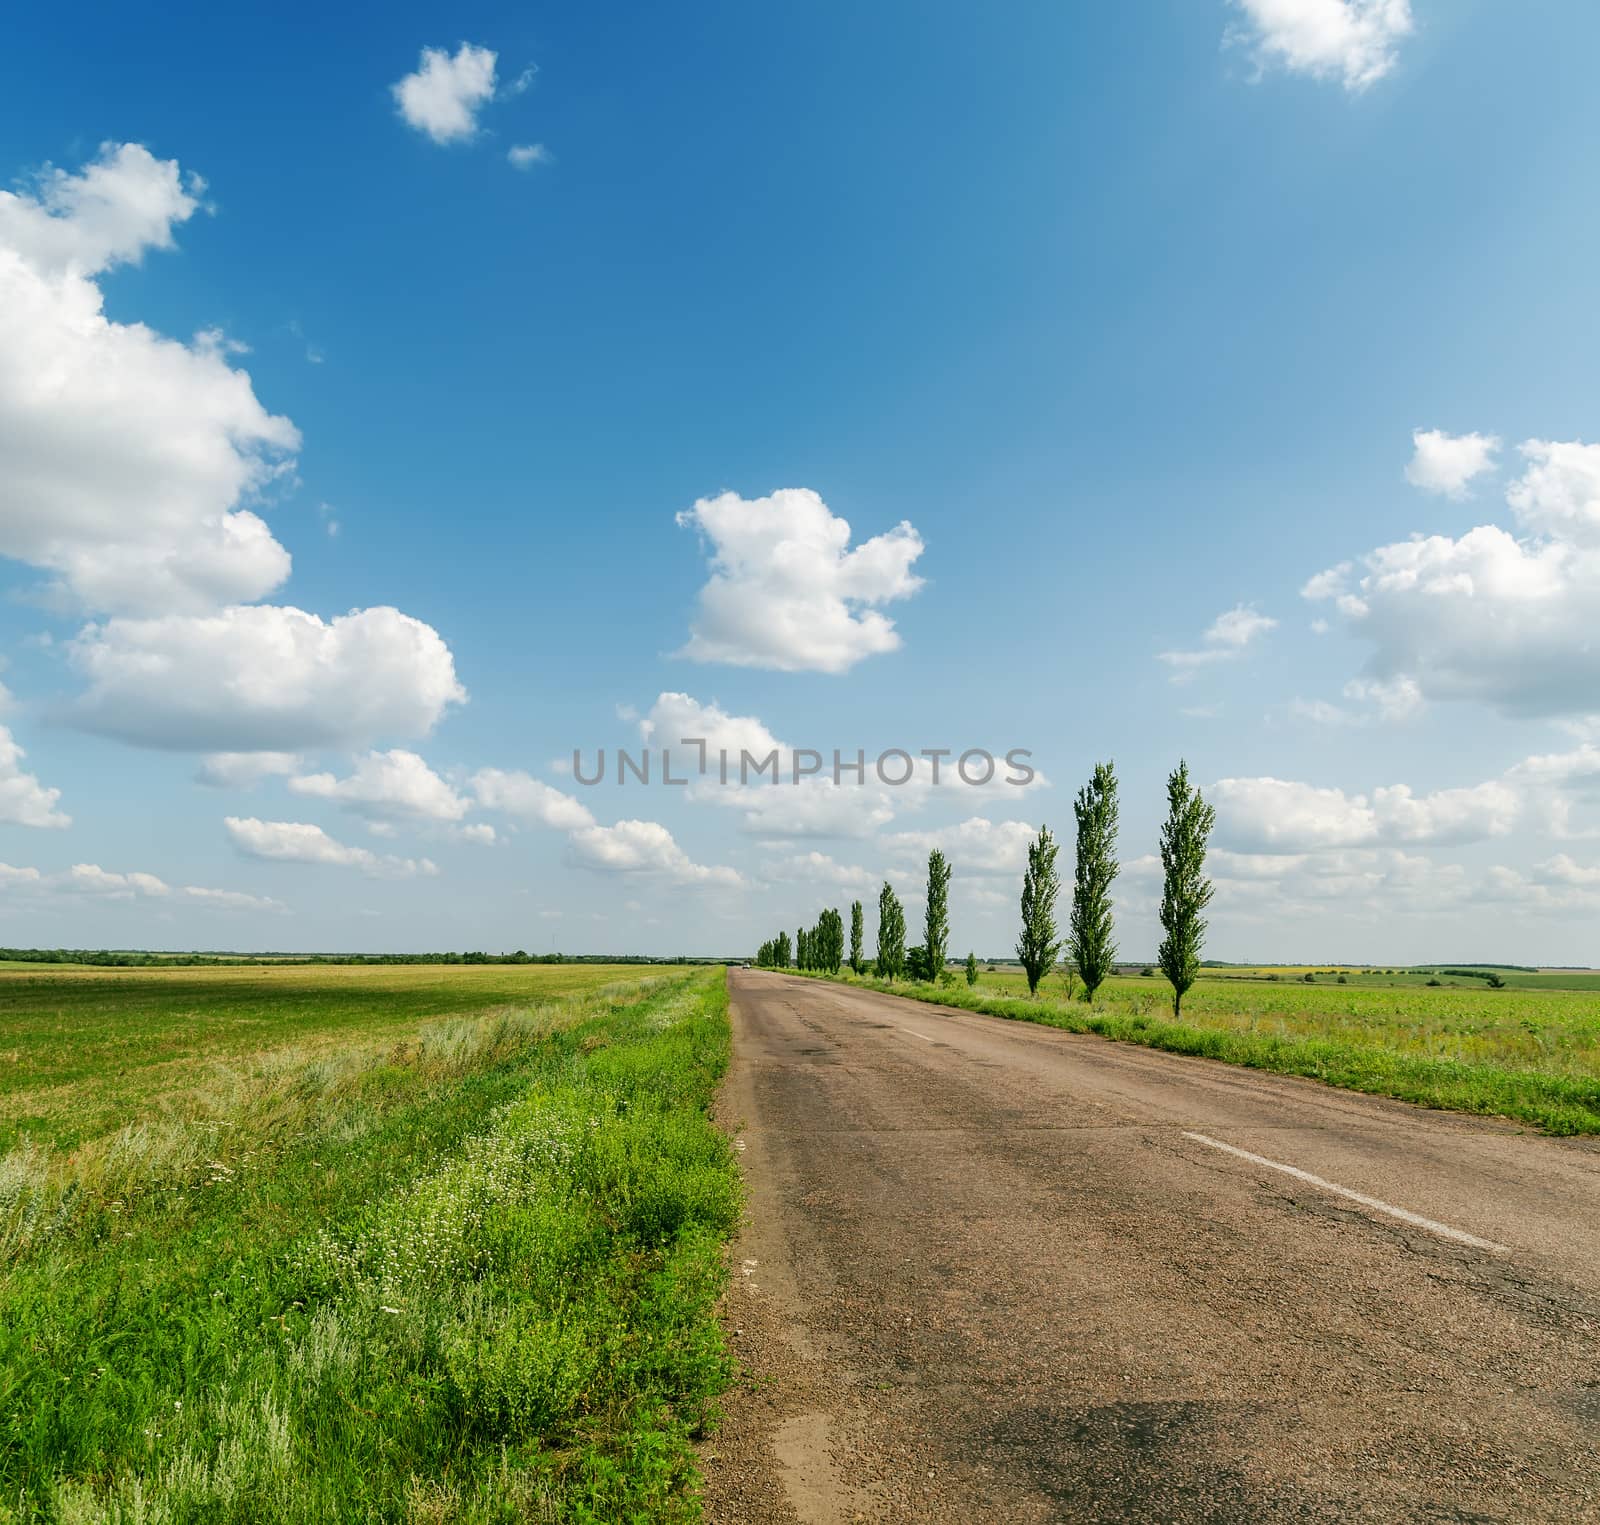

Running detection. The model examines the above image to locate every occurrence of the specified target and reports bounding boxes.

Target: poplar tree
[1016,825,1061,996]
[1157,760,1216,1020]
[876,882,906,981]
[1068,761,1120,1001]
[966,951,978,986]
[923,849,951,981]
[850,900,864,974]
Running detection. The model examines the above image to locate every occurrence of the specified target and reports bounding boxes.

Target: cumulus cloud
[180,885,288,912]
[1228,0,1413,92]
[1211,776,1521,854]
[1158,604,1277,682]
[65,862,170,898]
[1405,429,1500,498]
[566,819,742,887]
[0,727,69,828]
[457,822,497,845]
[634,692,1042,841]
[195,752,302,788]
[469,762,740,888]
[1506,439,1600,542]
[224,816,437,878]
[68,605,466,750]
[0,143,468,766]
[0,859,285,910]
[0,144,300,615]
[392,44,499,144]
[760,851,877,891]
[675,490,924,673]
[290,749,469,823]
[1208,846,1474,921]
[1304,521,1600,718]
[880,816,1037,876]
[471,769,596,831]
[507,144,551,170]
[1303,433,1600,717]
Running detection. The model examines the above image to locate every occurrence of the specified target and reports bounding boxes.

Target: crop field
[1194,965,1600,991]
[817,968,1600,1135]
[0,962,740,1522]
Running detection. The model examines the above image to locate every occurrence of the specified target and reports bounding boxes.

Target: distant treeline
[0,948,729,968]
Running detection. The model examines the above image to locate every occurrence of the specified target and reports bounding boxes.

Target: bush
[1303,973,1316,983]
[1427,977,1442,987]
[1337,975,1347,985]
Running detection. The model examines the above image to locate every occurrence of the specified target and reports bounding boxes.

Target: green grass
[0,965,740,1523]
[804,968,1600,1135]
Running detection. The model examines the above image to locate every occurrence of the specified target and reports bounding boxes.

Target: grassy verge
[1,968,740,1523]
[798,970,1600,1136]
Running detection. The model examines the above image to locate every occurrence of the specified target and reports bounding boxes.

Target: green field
[0,963,739,1522]
[814,967,1600,1135]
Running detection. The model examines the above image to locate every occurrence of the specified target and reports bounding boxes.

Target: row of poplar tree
[753,759,1217,1019]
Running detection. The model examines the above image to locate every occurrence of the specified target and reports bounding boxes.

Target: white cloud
[471,769,596,830]
[1158,604,1277,681]
[1506,439,1600,542]
[1288,697,1355,727]
[0,144,300,615]
[0,727,69,828]
[1304,522,1600,718]
[1405,429,1499,498]
[457,822,497,845]
[392,44,498,144]
[181,885,288,912]
[508,144,551,170]
[635,692,1042,841]
[1211,776,1521,854]
[0,140,203,277]
[224,816,436,878]
[760,850,877,891]
[1306,434,1600,717]
[290,749,469,823]
[0,859,285,911]
[65,863,169,898]
[195,751,302,788]
[675,490,924,673]
[1509,741,1600,796]
[1300,563,1351,601]
[1207,846,1475,921]
[469,760,741,889]
[1342,674,1423,720]
[566,818,742,887]
[1228,0,1413,92]
[880,816,1037,876]
[69,605,465,750]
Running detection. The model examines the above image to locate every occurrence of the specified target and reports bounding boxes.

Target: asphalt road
[701,970,1600,1524]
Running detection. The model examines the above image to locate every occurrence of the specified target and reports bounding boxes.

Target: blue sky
[3,0,1600,960]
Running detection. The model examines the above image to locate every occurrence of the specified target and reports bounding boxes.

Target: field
[814,968,1600,1135]
[0,962,740,1523]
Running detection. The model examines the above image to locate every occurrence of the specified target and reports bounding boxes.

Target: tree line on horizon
[754,760,1217,1019]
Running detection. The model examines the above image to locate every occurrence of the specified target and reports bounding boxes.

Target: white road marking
[1182,1131,1508,1254]
[901,1028,936,1042]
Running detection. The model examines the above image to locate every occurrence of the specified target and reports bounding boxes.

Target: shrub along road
[703,969,1600,1523]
